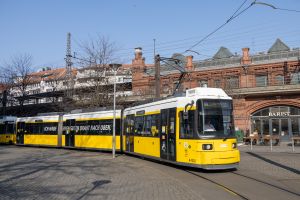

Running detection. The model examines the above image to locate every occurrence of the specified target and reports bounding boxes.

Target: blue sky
[0,0,300,69]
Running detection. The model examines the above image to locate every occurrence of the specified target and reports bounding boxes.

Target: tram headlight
[232,143,237,149]
[202,144,213,150]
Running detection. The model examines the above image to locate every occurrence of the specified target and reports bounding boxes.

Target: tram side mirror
[183,100,194,121]
[183,111,188,120]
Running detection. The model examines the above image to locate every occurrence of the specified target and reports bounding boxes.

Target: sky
[0,0,300,69]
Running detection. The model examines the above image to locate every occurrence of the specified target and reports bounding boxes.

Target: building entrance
[251,106,300,141]
[271,118,290,141]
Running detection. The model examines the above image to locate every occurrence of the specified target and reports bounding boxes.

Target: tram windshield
[197,99,234,138]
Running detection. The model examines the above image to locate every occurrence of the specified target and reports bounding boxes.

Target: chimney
[134,47,143,60]
[241,47,251,65]
[185,55,194,71]
[132,47,145,67]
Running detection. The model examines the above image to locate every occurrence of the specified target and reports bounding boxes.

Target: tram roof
[124,87,231,113]
[0,116,17,122]
[17,115,60,123]
[63,110,122,119]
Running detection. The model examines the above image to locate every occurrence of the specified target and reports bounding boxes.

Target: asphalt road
[0,145,299,200]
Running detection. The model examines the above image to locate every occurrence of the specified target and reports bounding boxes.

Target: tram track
[184,169,300,200]
[184,170,249,200]
[231,171,300,197]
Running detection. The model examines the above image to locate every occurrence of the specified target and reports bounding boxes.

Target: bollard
[292,137,295,152]
[250,137,253,150]
[270,138,273,152]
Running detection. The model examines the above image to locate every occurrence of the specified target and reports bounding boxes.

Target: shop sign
[268,112,290,117]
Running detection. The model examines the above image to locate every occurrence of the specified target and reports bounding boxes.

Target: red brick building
[130,39,300,140]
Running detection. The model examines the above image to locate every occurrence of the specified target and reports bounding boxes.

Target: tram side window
[144,115,152,136]
[134,116,144,135]
[125,115,135,135]
[88,120,99,135]
[115,119,121,135]
[31,123,42,134]
[7,123,15,134]
[26,123,34,134]
[179,110,195,139]
[0,124,4,134]
[26,124,32,134]
[144,114,159,137]
[36,124,43,134]
[76,120,89,134]
[75,120,118,135]
[42,123,58,134]
[24,123,31,134]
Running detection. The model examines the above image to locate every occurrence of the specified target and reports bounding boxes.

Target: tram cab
[0,116,17,144]
[123,87,240,169]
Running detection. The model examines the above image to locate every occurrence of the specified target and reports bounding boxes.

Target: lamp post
[109,63,121,158]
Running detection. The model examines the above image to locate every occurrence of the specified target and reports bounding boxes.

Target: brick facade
[130,40,300,135]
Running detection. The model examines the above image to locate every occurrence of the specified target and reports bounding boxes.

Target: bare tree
[74,35,127,108]
[0,53,35,107]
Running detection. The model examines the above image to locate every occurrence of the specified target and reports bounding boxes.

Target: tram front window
[197,99,234,138]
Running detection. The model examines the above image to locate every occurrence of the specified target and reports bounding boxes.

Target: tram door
[16,122,25,145]
[125,115,135,152]
[160,108,176,161]
[65,119,75,147]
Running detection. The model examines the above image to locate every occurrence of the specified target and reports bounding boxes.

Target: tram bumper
[200,149,240,170]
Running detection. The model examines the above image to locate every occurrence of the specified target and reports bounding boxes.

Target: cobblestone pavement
[0,146,237,200]
[237,144,300,198]
[0,145,299,200]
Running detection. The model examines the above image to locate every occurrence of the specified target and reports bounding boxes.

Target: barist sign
[268,112,290,117]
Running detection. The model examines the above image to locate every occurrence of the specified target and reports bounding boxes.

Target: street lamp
[109,63,121,158]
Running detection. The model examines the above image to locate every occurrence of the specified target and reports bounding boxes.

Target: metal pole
[57,114,63,147]
[270,137,273,151]
[155,54,161,99]
[113,68,116,158]
[153,39,156,60]
[292,137,295,152]
[109,63,121,159]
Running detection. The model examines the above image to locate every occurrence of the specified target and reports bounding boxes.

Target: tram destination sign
[268,112,290,117]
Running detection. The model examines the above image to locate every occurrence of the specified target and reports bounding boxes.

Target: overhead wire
[102,16,299,58]
[115,23,300,58]
[68,1,300,65]
[276,7,300,13]
[253,2,300,13]
[111,0,256,59]
[184,0,254,53]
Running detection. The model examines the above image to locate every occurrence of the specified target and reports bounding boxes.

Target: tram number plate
[220,144,228,148]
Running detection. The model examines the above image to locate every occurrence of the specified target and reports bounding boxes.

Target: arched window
[251,106,300,139]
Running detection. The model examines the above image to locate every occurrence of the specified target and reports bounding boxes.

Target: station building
[131,39,300,141]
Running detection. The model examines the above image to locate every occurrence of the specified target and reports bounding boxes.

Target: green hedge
[235,130,244,142]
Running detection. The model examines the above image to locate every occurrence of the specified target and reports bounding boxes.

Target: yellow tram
[123,87,240,169]
[63,110,122,150]
[0,116,16,144]
[16,114,60,146]
[16,110,122,151]
[14,87,239,170]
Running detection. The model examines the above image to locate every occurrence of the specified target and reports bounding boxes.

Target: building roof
[213,47,234,59]
[29,67,77,83]
[268,38,290,53]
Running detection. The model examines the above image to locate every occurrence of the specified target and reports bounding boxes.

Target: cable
[253,2,300,13]
[67,2,300,65]
[228,0,249,22]
[184,0,255,53]
[77,19,298,61]
[276,8,300,13]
